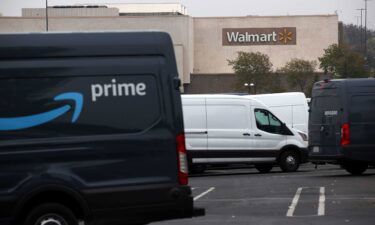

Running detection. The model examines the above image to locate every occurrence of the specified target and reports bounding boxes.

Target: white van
[182,94,308,173]
[249,92,309,134]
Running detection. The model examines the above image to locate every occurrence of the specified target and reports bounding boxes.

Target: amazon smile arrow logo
[0,92,83,131]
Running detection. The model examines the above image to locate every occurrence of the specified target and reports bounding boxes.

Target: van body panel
[206,99,253,150]
[0,32,199,225]
[309,79,375,163]
[182,98,208,150]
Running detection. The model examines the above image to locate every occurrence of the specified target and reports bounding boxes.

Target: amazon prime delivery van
[0,32,203,225]
[309,79,375,175]
[182,94,308,174]
[249,92,309,134]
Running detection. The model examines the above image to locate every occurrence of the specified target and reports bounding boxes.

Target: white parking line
[286,187,303,217]
[194,187,215,201]
[287,187,326,217]
[318,187,326,216]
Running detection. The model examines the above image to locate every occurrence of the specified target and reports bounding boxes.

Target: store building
[0,4,339,93]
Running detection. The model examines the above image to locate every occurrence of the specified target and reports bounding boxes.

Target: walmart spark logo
[279,28,293,44]
[0,92,83,131]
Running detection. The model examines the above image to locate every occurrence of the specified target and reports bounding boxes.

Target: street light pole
[357,8,365,53]
[364,0,371,57]
[45,0,49,31]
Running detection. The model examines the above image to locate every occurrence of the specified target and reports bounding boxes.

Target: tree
[278,59,316,94]
[368,37,375,73]
[228,51,273,94]
[319,44,370,78]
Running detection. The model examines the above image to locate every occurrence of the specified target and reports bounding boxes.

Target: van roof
[314,78,375,87]
[182,94,269,108]
[183,94,255,100]
[0,31,176,61]
[244,92,307,107]
[313,78,375,92]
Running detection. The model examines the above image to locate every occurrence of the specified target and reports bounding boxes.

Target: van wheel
[342,161,368,175]
[255,164,273,173]
[279,151,300,172]
[190,165,206,174]
[23,203,78,225]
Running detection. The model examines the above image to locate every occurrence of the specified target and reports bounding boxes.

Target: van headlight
[298,132,308,141]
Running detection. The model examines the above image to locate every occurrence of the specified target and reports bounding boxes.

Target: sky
[1,0,374,29]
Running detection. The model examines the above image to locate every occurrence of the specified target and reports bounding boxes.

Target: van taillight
[341,123,350,146]
[176,134,188,185]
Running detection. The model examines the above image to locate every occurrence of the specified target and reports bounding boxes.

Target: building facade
[0,5,339,93]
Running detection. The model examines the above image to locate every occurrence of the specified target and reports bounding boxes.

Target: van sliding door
[206,99,253,163]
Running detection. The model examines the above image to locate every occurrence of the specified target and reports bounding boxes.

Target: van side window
[254,109,283,134]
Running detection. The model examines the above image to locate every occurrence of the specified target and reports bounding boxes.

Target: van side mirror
[173,77,181,90]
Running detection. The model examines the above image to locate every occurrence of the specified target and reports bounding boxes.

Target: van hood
[288,126,308,146]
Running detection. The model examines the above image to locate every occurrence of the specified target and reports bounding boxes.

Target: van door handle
[243,133,251,136]
[254,134,262,137]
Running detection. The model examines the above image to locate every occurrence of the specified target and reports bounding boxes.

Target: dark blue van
[0,32,203,225]
[309,78,375,175]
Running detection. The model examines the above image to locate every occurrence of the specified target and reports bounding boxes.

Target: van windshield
[310,96,340,125]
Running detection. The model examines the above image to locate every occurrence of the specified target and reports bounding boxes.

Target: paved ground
[155,164,375,225]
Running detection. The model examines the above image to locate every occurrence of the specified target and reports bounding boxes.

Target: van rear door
[309,87,342,152]
[182,97,208,163]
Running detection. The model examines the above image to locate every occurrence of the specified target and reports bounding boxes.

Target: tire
[190,164,206,174]
[342,161,368,175]
[23,203,78,225]
[279,151,300,172]
[255,164,273,173]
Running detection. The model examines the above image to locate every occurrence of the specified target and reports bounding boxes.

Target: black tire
[190,164,206,174]
[342,161,368,175]
[279,151,300,172]
[23,203,78,225]
[255,164,273,173]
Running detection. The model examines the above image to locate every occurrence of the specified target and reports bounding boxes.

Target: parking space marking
[194,187,215,201]
[287,186,326,217]
[286,187,303,217]
[318,187,325,216]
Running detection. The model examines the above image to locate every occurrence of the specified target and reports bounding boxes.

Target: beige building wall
[0,16,194,84]
[0,17,45,32]
[193,15,338,74]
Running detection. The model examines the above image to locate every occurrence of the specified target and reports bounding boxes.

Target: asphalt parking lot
[156,164,375,225]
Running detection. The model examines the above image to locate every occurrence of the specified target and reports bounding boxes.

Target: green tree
[279,58,316,94]
[228,51,273,93]
[368,37,375,73]
[319,44,370,78]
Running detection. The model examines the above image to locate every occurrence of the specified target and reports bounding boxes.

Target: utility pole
[356,16,360,27]
[357,8,365,53]
[45,0,49,31]
[364,0,372,57]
